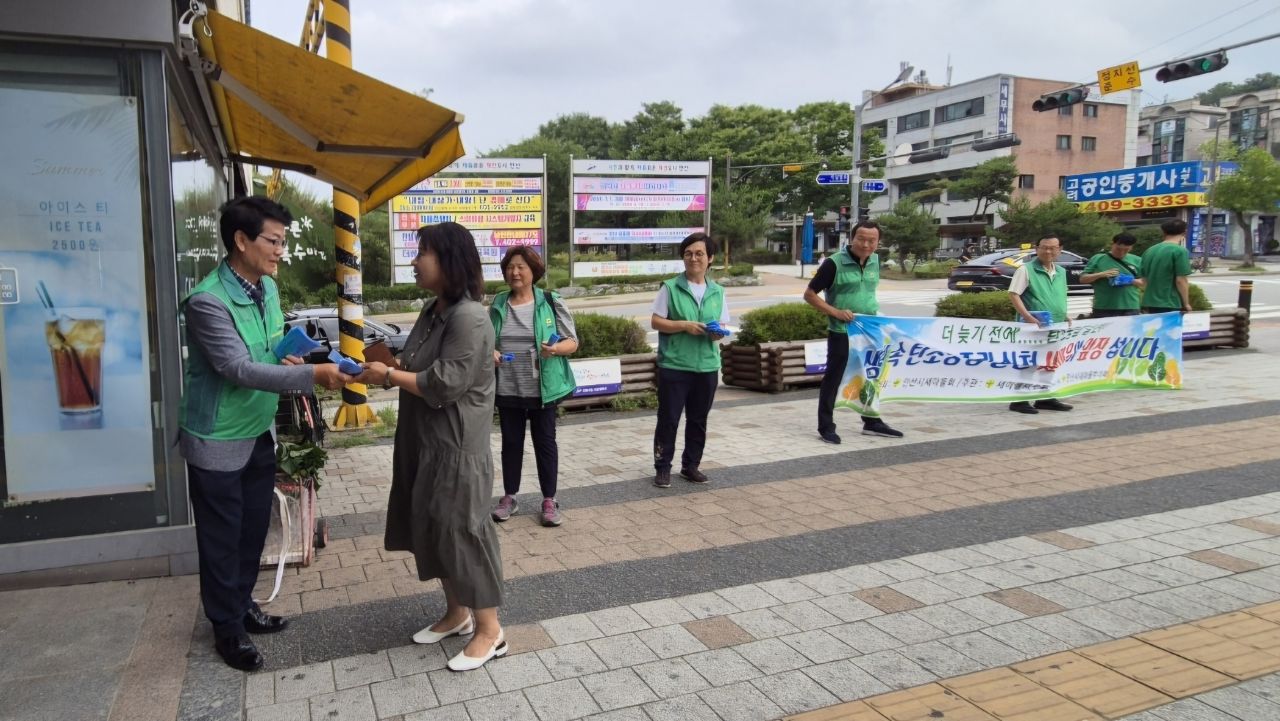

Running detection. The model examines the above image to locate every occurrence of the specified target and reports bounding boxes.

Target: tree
[358,207,390,286]
[1209,148,1280,267]
[484,135,587,256]
[876,199,938,271]
[537,113,616,158]
[992,195,1120,256]
[1196,73,1280,107]
[947,156,1018,220]
[1198,137,1243,163]
[615,101,689,160]
[712,184,775,262]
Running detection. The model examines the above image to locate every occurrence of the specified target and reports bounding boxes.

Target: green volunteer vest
[490,287,576,405]
[179,262,286,440]
[824,250,880,334]
[657,274,724,373]
[1019,259,1069,323]
[1084,252,1142,311]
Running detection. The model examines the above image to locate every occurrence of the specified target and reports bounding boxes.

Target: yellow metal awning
[182,8,464,215]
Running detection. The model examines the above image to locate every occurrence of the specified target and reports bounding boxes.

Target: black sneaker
[680,467,709,484]
[819,430,842,445]
[861,419,904,438]
[1009,401,1038,414]
[1034,398,1074,412]
[653,469,672,488]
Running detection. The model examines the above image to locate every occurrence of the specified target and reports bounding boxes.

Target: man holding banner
[804,220,904,443]
[1007,235,1074,415]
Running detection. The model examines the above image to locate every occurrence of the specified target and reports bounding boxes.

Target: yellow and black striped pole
[326,0,377,428]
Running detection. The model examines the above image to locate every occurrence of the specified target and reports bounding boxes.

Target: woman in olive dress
[355,222,505,672]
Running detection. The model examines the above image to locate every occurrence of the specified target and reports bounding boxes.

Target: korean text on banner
[392,194,542,213]
[574,194,706,212]
[838,314,1184,417]
[569,358,623,397]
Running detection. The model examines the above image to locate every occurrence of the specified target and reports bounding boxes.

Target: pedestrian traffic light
[1032,87,1088,112]
[1155,52,1228,82]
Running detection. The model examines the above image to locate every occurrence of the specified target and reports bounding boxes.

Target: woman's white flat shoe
[412,616,474,645]
[447,633,507,672]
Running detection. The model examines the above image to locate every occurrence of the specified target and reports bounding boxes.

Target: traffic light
[837,205,850,232]
[1155,52,1228,82]
[1032,87,1088,112]
[972,133,1022,152]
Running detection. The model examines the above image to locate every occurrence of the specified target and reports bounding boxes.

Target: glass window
[935,97,985,124]
[1058,105,1073,116]
[1151,118,1185,162]
[1018,175,1035,189]
[171,92,225,298]
[1082,136,1097,151]
[1056,135,1072,150]
[1058,175,1069,189]
[1083,104,1099,118]
[897,178,933,197]
[911,141,930,151]
[897,110,930,131]
[0,42,166,543]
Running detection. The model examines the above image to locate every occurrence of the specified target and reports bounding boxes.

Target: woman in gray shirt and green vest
[489,247,578,526]
[650,232,729,488]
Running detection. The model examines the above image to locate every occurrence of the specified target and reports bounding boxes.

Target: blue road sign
[815,172,851,185]
[861,180,887,193]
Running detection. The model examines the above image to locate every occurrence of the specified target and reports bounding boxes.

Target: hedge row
[933,284,1213,320]
[734,303,828,346]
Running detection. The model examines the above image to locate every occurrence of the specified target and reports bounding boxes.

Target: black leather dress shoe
[215,634,264,672]
[1034,398,1074,412]
[245,606,290,634]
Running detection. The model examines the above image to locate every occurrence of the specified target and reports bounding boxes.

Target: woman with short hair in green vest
[1007,234,1074,415]
[650,232,729,488]
[489,246,578,527]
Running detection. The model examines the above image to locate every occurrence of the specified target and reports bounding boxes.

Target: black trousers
[498,404,559,498]
[1141,307,1182,314]
[1091,308,1139,318]
[818,331,876,433]
[653,367,718,472]
[187,431,277,640]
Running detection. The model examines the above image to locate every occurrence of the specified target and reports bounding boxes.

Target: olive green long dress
[384,297,503,608]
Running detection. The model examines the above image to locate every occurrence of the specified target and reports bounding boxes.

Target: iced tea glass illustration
[45,307,104,414]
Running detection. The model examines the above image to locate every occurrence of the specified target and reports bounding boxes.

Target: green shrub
[1187,283,1213,311]
[363,284,428,303]
[934,291,1015,320]
[739,249,791,264]
[570,312,650,358]
[721,263,755,277]
[735,303,828,345]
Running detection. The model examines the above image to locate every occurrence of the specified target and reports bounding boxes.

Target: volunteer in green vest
[804,220,904,444]
[1139,218,1194,314]
[489,246,578,527]
[179,196,349,671]
[1081,232,1146,317]
[1007,234,1073,415]
[650,232,728,488]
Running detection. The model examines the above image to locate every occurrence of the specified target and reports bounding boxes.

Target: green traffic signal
[1155,52,1228,82]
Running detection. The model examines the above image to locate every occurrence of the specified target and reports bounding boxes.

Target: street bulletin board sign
[568,158,711,280]
[389,158,546,284]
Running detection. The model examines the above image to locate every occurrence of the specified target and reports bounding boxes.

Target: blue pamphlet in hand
[546,332,562,346]
[327,349,364,375]
[1109,273,1135,287]
[704,321,731,338]
[1030,311,1052,325]
[500,352,516,363]
[274,325,324,359]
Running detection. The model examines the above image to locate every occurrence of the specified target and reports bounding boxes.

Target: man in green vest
[180,196,350,671]
[804,220,904,443]
[1080,232,1145,317]
[1139,218,1194,314]
[1008,235,1073,415]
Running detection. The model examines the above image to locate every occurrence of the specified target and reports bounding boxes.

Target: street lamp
[850,62,914,233]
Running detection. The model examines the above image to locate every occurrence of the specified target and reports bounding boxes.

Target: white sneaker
[411,615,474,645]
[447,632,507,672]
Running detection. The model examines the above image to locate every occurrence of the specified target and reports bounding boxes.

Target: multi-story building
[1138,88,1279,165]
[862,73,1134,255]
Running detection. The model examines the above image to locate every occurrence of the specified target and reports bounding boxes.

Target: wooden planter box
[1184,307,1250,350]
[721,340,825,393]
[560,352,658,410]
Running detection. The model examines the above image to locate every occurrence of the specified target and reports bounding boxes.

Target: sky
[248,0,1279,191]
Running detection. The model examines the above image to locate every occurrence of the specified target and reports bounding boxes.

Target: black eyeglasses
[255,234,287,249]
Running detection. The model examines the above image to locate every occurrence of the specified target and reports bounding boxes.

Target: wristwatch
[382,368,394,390]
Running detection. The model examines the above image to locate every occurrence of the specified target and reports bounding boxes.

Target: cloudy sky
[250,0,1278,172]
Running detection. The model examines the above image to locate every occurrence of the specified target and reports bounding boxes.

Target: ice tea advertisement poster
[0,88,154,503]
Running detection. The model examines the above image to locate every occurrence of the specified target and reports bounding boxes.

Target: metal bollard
[1238,280,1254,312]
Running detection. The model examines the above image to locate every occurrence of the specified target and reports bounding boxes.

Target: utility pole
[327,0,378,429]
[851,62,913,241]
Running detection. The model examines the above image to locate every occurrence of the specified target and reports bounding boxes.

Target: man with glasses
[804,220,904,443]
[179,196,350,671]
[1007,235,1073,415]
